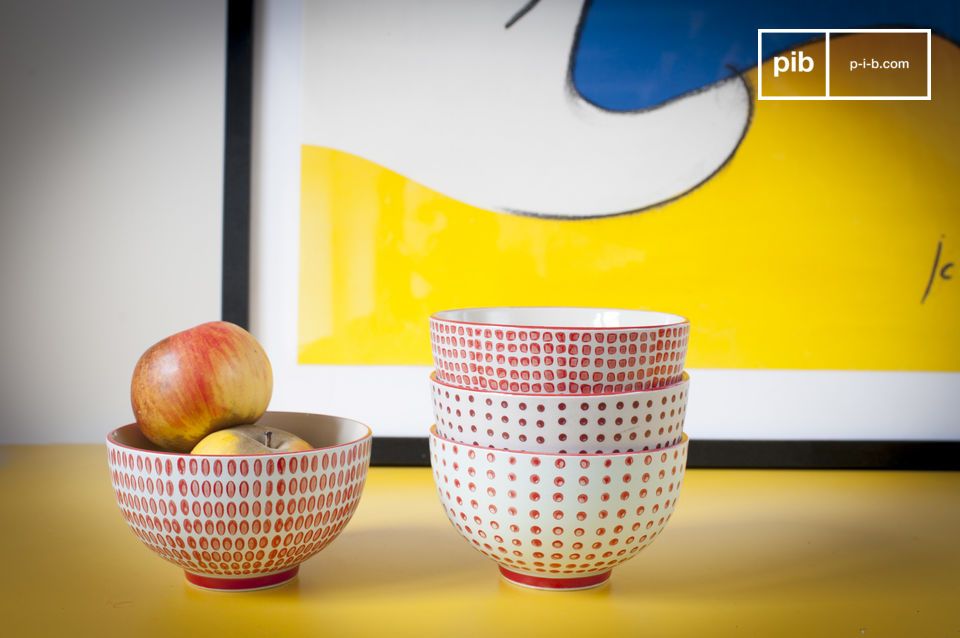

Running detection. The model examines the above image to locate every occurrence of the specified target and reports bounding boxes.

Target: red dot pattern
[429,431,688,579]
[431,376,687,454]
[106,439,372,578]
[430,319,688,394]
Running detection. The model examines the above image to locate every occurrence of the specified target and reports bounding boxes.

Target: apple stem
[265,430,273,448]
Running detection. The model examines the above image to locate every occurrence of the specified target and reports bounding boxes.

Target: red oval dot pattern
[431,376,687,454]
[106,439,372,578]
[429,431,688,579]
[429,319,688,394]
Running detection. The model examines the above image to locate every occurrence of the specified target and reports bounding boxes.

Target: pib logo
[773,50,815,77]
[759,33,826,97]
[758,29,931,100]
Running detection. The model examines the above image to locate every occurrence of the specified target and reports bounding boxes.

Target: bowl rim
[106,411,373,457]
[430,306,689,330]
[429,424,687,459]
[429,370,689,398]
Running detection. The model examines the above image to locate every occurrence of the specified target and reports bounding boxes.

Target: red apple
[131,321,273,452]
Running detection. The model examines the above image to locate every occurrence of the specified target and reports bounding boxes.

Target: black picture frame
[221,0,958,470]
[221,0,253,329]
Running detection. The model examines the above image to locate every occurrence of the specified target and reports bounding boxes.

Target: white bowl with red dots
[429,307,689,394]
[431,371,687,454]
[106,412,372,591]
[429,425,688,590]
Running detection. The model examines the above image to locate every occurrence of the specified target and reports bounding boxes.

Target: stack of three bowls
[428,307,691,590]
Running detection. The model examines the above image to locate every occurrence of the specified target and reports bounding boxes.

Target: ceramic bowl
[430,307,689,394]
[431,372,688,454]
[429,426,688,590]
[106,412,372,591]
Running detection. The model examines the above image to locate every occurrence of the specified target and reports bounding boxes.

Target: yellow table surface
[1,445,958,638]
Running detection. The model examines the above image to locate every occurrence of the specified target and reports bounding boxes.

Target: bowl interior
[108,411,371,453]
[432,307,686,329]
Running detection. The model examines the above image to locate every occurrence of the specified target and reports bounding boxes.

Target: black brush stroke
[503,67,754,221]
[505,0,542,29]
[922,236,943,303]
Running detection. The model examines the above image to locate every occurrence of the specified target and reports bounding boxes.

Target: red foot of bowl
[499,567,611,591]
[185,566,299,592]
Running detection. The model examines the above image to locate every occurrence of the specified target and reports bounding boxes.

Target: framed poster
[230,0,960,467]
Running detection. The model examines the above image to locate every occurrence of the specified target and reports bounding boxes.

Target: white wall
[0,0,226,443]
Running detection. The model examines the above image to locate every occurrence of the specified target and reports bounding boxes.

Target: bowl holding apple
[107,322,373,591]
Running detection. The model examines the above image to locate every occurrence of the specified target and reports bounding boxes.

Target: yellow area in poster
[299,35,960,370]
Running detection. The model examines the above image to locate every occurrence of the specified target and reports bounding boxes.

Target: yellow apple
[190,424,312,455]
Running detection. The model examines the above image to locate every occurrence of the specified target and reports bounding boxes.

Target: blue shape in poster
[571,0,959,110]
